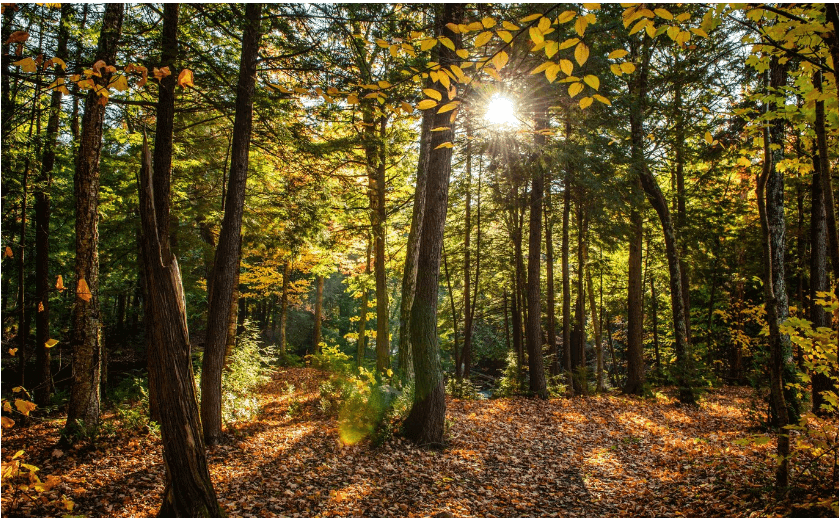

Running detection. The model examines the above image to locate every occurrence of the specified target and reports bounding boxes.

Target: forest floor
[1,367,834,517]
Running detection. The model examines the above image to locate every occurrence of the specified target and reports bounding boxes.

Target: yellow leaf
[110,74,128,92]
[437,101,459,113]
[568,82,583,97]
[675,30,691,46]
[438,36,455,50]
[423,88,442,101]
[529,26,544,45]
[574,17,588,37]
[14,399,36,416]
[401,101,413,113]
[594,94,611,105]
[56,275,64,291]
[545,64,560,83]
[485,67,503,81]
[46,56,66,70]
[654,8,673,20]
[579,96,593,109]
[445,23,460,34]
[492,51,509,71]
[503,21,519,30]
[497,30,513,43]
[645,22,656,38]
[431,127,450,132]
[520,13,542,23]
[434,141,454,149]
[690,27,709,38]
[1,416,14,428]
[629,18,648,35]
[538,16,551,33]
[667,26,680,41]
[420,39,437,51]
[375,38,389,48]
[482,17,496,29]
[557,10,576,23]
[8,348,17,356]
[450,65,465,82]
[582,3,601,9]
[45,339,59,348]
[13,57,36,73]
[559,59,574,76]
[77,278,92,302]
[456,49,469,59]
[574,42,590,66]
[153,66,171,81]
[559,38,579,50]
[676,12,691,22]
[583,75,599,90]
[608,49,629,59]
[377,80,391,89]
[530,61,553,75]
[177,68,194,88]
[475,31,493,47]
[417,99,438,110]
[466,21,483,32]
[5,246,13,258]
[545,41,558,59]
[438,72,451,89]
[704,131,713,144]
[620,62,636,74]
[346,94,359,104]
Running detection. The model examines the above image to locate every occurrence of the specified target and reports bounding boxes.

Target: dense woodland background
[1,3,838,516]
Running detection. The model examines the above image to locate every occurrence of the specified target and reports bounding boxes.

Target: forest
[1,3,838,517]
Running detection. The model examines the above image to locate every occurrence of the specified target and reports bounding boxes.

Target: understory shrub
[220,320,277,425]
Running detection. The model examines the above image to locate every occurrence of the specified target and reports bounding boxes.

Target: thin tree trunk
[403,3,462,445]
[358,233,371,367]
[673,76,692,344]
[67,3,124,430]
[462,119,473,380]
[313,275,324,352]
[813,71,839,297]
[810,141,831,413]
[586,267,603,392]
[572,192,587,394]
[562,115,574,396]
[281,260,291,354]
[443,245,460,380]
[545,177,558,377]
[201,3,263,447]
[650,274,660,371]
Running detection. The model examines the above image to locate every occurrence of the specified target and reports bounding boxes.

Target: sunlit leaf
[568,82,584,97]
[14,399,36,416]
[557,10,576,24]
[434,141,453,149]
[5,246,13,258]
[8,348,17,356]
[520,13,542,23]
[559,38,580,50]
[45,339,59,348]
[593,94,611,105]
[56,275,64,291]
[574,17,588,37]
[13,57,36,73]
[492,51,509,71]
[438,36,455,50]
[559,59,574,76]
[620,62,636,74]
[177,68,195,88]
[545,63,561,83]
[456,49,469,59]
[417,99,438,110]
[579,96,593,109]
[583,75,599,90]
[529,26,544,45]
[537,16,551,33]
[530,61,553,75]
[497,30,513,43]
[545,41,558,59]
[475,31,493,47]
[437,101,459,113]
[482,17,496,29]
[502,21,519,30]
[420,39,437,51]
[654,8,673,20]
[704,131,713,144]
[77,278,92,302]
[608,49,629,59]
[574,42,590,65]
[423,88,442,101]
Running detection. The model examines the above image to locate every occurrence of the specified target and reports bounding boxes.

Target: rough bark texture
[373,117,389,373]
[34,3,71,405]
[358,236,370,367]
[462,121,473,379]
[758,57,792,490]
[545,185,559,377]
[586,268,604,392]
[201,3,262,447]
[810,144,831,413]
[403,3,461,446]
[280,260,290,354]
[396,110,431,378]
[67,3,124,430]
[625,196,645,396]
[139,137,223,518]
[813,71,839,296]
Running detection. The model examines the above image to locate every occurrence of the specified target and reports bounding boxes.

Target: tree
[201,3,263,447]
[66,2,124,431]
[402,3,462,445]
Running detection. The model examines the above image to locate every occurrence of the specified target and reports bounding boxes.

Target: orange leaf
[77,278,92,302]
[56,274,64,291]
[5,30,29,44]
[177,68,194,88]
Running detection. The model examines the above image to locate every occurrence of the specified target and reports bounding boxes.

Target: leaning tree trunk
[139,135,224,518]
[403,3,462,445]
[34,3,71,406]
[201,3,262,447]
[66,3,124,430]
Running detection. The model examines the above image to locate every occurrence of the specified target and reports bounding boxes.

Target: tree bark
[625,194,645,396]
[313,275,324,352]
[281,260,291,354]
[67,3,124,430]
[34,3,71,405]
[403,3,461,445]
[201,3,262,447]
[358,233,371,367]
[462,119,473,380]
[810,141,831,413]
[545,176,559,377]
[139,135,224,518]
[397,109,431,378]
[562,115,574,396]
[813,71,839,297]
[587,265,604,393]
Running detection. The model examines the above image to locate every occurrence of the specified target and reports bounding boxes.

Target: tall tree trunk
[397,109,431,378]
[313,275,324,352]
[810,142,831,413]
[66,3,124,430]
[545,177,559,377]
[673,77,692,344]
[201,3,263,447]
[587,264,603,393]
[403,3,461,445]
[572,192,587,394]
[650,274,660,371]
[625,195,645,396]
[524,109,548,398]
[561,121,573,396]
[757,57,793,490]
[462,119,473,380]
[813,71,839,297]
[629,35,693,403]
[280,260,290,354]
[34,3,71,405]
[358,235,371,367]
[443,245,460,379]
[139,134,224,518]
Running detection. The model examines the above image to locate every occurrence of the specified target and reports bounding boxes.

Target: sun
[485,95,518,127]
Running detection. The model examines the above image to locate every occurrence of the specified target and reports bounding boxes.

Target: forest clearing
[1,3,838,517]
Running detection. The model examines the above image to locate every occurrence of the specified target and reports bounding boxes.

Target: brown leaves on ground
[1,368,833,517]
